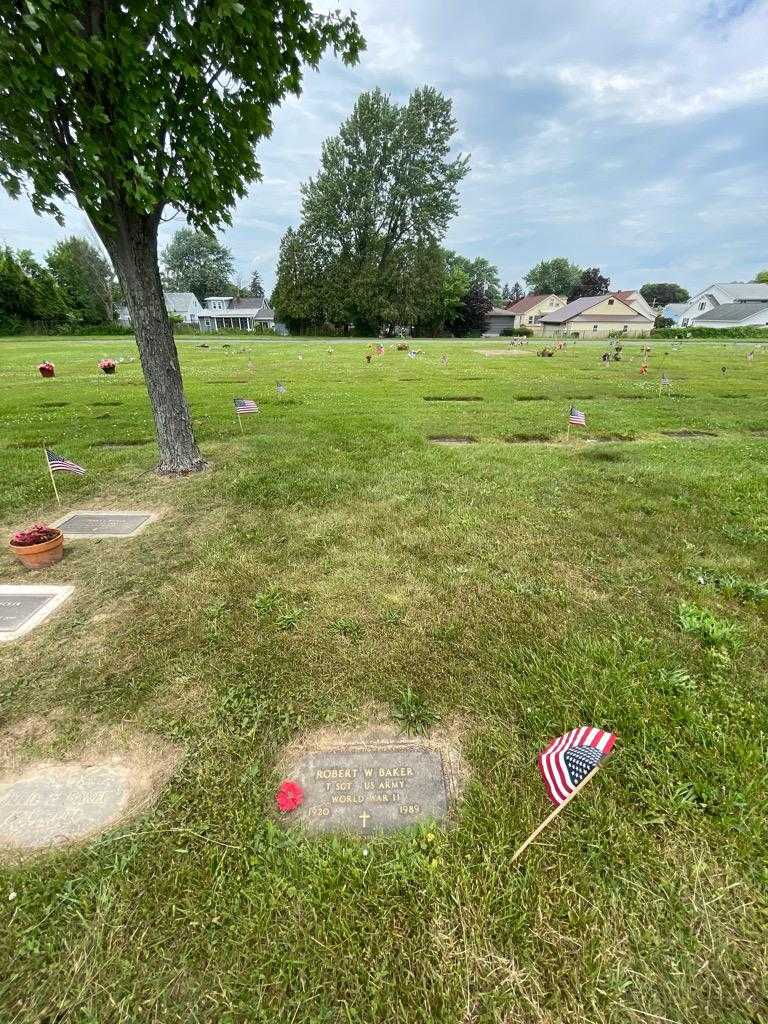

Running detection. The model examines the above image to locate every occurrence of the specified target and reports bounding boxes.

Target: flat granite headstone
[288,744,451,834]
[0,586,74,643]
[54,511,154,537]
[0,764,129,850]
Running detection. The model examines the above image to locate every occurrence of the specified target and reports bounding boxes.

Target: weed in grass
[693,569,768,602]
[677,601,742,648]
[252,589,284,617]
[275,606,305,631]
[332,617,363,640]
[382,608,405,625]
[390,686,439,735]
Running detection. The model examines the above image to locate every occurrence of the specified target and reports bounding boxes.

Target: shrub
[653,325,768,339]
[500,327,533,337]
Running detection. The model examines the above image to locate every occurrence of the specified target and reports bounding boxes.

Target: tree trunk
[102,209,205,475]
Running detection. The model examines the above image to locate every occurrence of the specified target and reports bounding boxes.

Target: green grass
[1,335,767,1023]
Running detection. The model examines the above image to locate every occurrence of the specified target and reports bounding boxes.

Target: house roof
[612,290,637,301]
[662,303,688,317]
[541,294,652,323]
[163,292,198,312]
[716,282,768,301]
[694,301,768,323]
[505,293,563,315]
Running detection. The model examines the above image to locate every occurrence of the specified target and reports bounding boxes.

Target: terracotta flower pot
[101,365,116,374]
[10,529,64,570]
[39,366,55,378]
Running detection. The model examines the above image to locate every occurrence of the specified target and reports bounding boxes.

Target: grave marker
[0,585,74,643]
[53,511,156,538]
[285,742,455,835]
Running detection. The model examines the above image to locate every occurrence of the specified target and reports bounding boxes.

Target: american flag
[276,381,287,395]
[538,727,616,806]
[234,397,259,415]
[46,448,85,475]
[568,406,586,427]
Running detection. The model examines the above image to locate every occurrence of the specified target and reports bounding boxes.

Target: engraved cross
[358,811,370,829]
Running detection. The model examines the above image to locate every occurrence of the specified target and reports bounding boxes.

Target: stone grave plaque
[0,586,73,643]
[288,745,450,835]
[54,511,154,537]
[0,764,129,850]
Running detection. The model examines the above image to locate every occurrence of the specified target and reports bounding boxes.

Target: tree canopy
[444,253,501,304]
[569,266,610,302]
[273,86,468,334]
[639,283,690,307]
[46,237,116,324]
[753,270,768,284]
[161,228,235,302]
[524,258,582,298]
[0,1,363,472]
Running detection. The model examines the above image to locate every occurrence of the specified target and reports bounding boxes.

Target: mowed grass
[1,334,767,1024]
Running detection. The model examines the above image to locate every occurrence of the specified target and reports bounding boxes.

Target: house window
[699,301,705,310]
[592,324,598,331]
[527,316,533,324]
[622,325,628,332]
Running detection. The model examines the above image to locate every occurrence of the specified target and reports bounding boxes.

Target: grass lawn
[1,334,767,1023]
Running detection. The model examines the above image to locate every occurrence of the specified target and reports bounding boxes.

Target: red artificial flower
[276,779,304,813]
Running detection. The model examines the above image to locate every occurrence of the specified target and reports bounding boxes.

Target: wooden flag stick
[510,754,612,864]
[236,410,244,434]
[42,445,61,506]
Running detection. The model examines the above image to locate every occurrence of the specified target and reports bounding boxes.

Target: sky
[1,0,766,296]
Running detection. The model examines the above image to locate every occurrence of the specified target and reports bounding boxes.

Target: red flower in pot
[99,359,117,374]
[9,524,64,569]
[38,361,55,378]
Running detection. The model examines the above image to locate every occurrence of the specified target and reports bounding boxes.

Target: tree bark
[103,209,205,475]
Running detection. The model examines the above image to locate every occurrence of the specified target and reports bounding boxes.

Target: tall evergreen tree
[46,236,115,324]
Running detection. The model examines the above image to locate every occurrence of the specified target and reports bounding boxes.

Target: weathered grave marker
[286,742,454,835]
[0,764,129,850]
[53,511,155,538]
[0,585,74,643]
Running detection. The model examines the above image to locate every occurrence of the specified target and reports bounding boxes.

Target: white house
[692,302,768,329]
[118,291,203,326]
[485,294,567,335]
[678,282,768,327]
[197,295,276,332]
[661,303,688,325]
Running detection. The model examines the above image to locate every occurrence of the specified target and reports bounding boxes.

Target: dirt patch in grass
[661,429,718,438]
[423,396,484,402]
[90,439,152,448]
[504,433,554,444]
[594,433,636,442]
[40,402,69,409]
[428,435,478,445]
[473,349,528,357]
[0,715,60,764]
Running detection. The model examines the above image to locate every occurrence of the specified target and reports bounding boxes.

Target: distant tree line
[0,237,117,333]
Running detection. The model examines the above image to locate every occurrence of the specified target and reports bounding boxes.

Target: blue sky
[1,0,766,295]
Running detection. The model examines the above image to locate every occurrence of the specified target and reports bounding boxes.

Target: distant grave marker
[53,511,155,538]
[0,585,74,643]
[286,742,455,835]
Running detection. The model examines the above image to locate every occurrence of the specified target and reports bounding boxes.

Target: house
[117,291,203,326]
[661,303,688,325]
[538,294,654,336]
[612,290,655,321]
[198,295,276,332]
[678,282,768,327]
[485,294,566,335]
[691,302,768,329]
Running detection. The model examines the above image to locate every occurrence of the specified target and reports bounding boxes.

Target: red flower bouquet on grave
[99,358,117,374]
[276,779,304,813]
[38,361,55,378]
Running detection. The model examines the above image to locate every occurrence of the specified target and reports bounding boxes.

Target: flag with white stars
[538,727,616,806]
